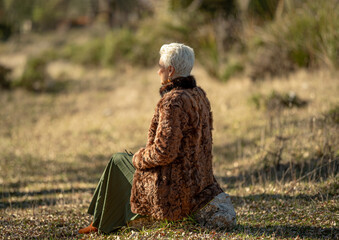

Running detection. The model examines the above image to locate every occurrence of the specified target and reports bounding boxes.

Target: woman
[79,43,223,234]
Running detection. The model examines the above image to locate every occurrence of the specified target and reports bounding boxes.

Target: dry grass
[0,36,338,239]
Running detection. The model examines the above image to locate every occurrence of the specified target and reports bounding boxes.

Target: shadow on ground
[0,187,95,209]
[0,153,111,209]
[230,193,338,207]
[214,133,338,189]
[230,224,338,239]
[216,155,338,189]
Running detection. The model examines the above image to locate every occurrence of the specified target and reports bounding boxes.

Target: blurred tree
[89,0,99,20]
[246,0,281,22]
[251,0,276,19]
[170,0,237,17]
[0,0,150,32]
[0,0,12,40]
[169,0,240,77]
[0,23,11,40]
[99,0,150,27]
[31,0,65,30]
[0,0,93,32]
[1,0,34,32]
[0,64,11,88]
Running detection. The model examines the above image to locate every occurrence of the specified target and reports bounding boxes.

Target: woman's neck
[159,75,197,97]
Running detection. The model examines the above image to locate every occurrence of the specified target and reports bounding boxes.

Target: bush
[248,46,295,81]
[247,0,280,21]
[0,64,12,89]
[16,56,48,91]
[248,93,263,109]
[0,23,12,41]
[15,55,69,93]
[248,91,308,111]
[60,28,140,67]
[265,91,308,111]
[59,17,190,68]
[61,39,103,66]
[1,0,92,31]
[101,29,136,66]
[195,29,220,77]
[221,61,244,81]
[327,105,339,124]
[246,0,339,79]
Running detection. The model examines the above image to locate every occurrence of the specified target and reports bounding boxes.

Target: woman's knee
[111,152,128,166]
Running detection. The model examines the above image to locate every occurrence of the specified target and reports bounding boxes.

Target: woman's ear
[169,66,175,77]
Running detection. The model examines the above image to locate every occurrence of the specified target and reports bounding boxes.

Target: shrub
[248,91,308,111]
[194,27,220,78]
[61,39,103,66]
[327,105,339,124]
[265,91,308,111]
[0,23,12,41]
[247,0,280,21]
[221,61,244,81]
[248,93,263,109]
[2,0,92,31]
[14,55,69,93]
[101,28,136,66]
[0,64,12,89]
[248,46,295,81]
[246,0,339,79]
[129,17,190,67]
[59,17,190,68]
[16,56,48,92]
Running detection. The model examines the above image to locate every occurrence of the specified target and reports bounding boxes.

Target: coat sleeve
[133,96,184,170]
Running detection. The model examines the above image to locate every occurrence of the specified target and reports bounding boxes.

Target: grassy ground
[0,34,338,239]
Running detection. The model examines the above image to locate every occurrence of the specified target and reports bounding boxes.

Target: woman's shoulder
[161,87,207,110]
[172,86,208,101]
[155,90,189,111]
[162,88,193,104]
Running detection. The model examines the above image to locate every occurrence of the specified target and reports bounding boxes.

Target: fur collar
[159,75,197,97]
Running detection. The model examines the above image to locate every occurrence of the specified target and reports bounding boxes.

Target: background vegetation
[1,0,338,86]
[0,0,338,239]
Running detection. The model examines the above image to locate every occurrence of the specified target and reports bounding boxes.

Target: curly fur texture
[130,76,223,221]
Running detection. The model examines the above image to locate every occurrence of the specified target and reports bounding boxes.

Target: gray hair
[159,43,195,78]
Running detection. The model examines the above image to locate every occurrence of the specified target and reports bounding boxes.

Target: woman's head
[158,43,195,84]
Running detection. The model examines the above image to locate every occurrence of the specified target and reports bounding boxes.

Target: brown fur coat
[130,76,223,221]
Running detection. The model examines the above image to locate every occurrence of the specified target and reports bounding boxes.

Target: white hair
[159,43,195,78]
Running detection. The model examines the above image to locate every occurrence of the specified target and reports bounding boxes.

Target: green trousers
[88,153,139,233]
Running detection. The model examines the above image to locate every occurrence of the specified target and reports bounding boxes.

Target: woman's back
[130,77,223,221]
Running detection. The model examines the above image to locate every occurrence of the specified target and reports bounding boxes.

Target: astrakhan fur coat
[130,76,223,221]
